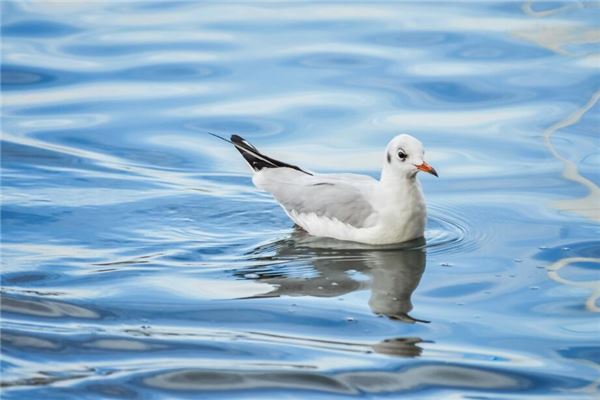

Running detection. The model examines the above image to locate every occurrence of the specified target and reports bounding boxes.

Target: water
[1,1,599,398]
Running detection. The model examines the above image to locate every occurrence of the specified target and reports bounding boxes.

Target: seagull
[211,133,438,245]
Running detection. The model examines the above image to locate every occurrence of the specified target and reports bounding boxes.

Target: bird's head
[383,134,438,179]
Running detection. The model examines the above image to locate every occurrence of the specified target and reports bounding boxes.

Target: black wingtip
[210,132,313,176]
[230,134,258,151]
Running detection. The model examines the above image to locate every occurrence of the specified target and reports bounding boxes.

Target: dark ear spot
[387,152,391,163]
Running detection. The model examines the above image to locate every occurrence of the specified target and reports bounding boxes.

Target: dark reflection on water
[1,67,61,88]
[1,20,81,38]
[117,64,226,82]
[287,52,387,70]
[1,294,100,319]
[63,42,239,57]
[144,369,355,394]
[240,231,427,322]
[366,31,463,47]
[1,63,228,91]
[140,364,532,395]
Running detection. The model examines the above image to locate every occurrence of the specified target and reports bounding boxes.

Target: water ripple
[1,20,82,38]
[426,204,483,256]
[287,51,387,70]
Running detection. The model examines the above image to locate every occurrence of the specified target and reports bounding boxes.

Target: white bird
[212,133,438,245]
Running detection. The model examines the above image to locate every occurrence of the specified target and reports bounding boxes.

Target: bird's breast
[373,185,427,242]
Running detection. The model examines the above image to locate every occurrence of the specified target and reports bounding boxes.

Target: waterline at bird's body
[223,133,437,245]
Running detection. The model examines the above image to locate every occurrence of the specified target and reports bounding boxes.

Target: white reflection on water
[547,257,600,312]
[380,105,541,130]
[2,82,227,106]
[521,0,585,18]
[172,91,373,117]
[543,90,600,222]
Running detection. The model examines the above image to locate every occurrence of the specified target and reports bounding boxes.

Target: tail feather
[210,132,311,175]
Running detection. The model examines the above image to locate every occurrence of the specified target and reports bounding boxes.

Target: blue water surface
[1,1,599,399]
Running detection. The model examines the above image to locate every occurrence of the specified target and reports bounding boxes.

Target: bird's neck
[379,169,424,210]
[380,168,418,191]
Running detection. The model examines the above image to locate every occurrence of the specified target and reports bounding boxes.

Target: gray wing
[254,169,377,228]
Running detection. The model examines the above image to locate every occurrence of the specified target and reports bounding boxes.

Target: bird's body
[218,133,437,245]
[253,168,426,244]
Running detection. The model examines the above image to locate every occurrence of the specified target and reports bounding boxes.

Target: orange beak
[416,161,438,177]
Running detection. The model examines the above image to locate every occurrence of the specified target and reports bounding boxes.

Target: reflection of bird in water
[239,229,428,322]
[237,230,428,357]
[371,337,424,357]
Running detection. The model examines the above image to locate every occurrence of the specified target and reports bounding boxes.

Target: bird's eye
[397,151,407,161]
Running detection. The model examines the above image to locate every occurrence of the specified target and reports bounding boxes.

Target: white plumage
[221,133,437,245]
